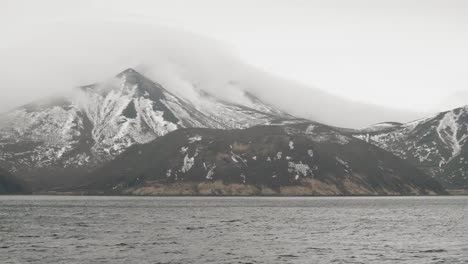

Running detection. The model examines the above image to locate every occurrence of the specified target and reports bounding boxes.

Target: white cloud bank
[0,22,426,128]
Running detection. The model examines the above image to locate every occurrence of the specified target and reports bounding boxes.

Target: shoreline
[3,192,466,197]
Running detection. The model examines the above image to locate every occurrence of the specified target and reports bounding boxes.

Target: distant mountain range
[0,68,464,194]
[350,106,468,188]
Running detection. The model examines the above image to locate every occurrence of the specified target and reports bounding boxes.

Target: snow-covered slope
[351,106,468,187]
[0,68,302,189]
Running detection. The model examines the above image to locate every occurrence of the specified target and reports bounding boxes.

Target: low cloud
[0,22,424,128]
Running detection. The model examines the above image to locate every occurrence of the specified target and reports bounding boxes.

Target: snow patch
[240,173,246,184]
[436,110,466,161]
[206,166,215,180]
[181,154,195,173]
[276,152,282,160]
[180,146,188,154]
[188,135,202,143]
[288,161,311,177]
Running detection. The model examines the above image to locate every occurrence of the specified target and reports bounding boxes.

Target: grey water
[0,196,467,264]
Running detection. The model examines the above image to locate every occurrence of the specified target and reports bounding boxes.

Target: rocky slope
[351,105,468,187]
[83,123,445,195]
[0,69,301,190]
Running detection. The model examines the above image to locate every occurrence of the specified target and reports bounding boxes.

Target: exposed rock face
[84,123,445,195]
[351,105,468,188]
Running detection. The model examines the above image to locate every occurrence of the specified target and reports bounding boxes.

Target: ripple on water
[0,196,466,264]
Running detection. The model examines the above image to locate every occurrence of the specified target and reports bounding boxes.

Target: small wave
[185,226,205,230]
[278,254,299,258]
[221,219,241,223]
[419,249,447,253]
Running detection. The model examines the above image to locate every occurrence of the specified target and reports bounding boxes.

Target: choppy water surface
[0,196,467,264]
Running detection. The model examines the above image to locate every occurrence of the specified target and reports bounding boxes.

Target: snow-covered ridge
[351,105,468,187]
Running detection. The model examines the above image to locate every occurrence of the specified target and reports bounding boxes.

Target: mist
[0,22,425,128]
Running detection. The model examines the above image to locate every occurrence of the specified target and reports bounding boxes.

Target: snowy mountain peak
[116,68,159,91]
[0,68,302,187]
[117,67,138,76]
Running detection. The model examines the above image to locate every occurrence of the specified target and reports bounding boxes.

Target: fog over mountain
[3,0,468,128]
[0,22,426,128]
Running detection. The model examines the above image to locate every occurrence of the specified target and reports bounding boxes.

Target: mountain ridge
[81,123,444,195]
[351,105,468,187]
[0,67,459,193]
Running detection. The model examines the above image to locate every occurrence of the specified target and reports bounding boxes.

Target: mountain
[0,168,25,194]
[0,67,452,194]
[82,123,444,195]
[0,68,302,190]
[351,105,468,188]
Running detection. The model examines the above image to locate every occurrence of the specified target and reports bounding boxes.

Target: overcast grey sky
[1,0,468,127]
